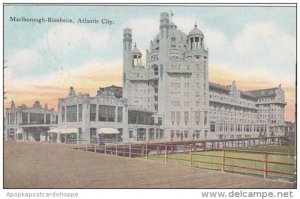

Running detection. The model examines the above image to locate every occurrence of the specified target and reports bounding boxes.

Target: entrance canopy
[97,128,120,135]
[47,128,77,134]
[48,128,60,133]
[61,128,78,134]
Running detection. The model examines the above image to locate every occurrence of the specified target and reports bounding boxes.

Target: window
[184,131,188,138]
[171,111,175,124]
[159,130,164,139]
[204,112,207,125]
[22,113,28,124]
[129,129,133,138]
[184,111,189,124]
[66,105,77,122]
[62,106,65,122]
[99,105,115,122]
[171,101,180,107]
[78,104,82,122]
[117,107,123,122]
[210,122,215,132]
[195,112,200,124]
[30,113,44,124]
[184,101,189,107]
[176,112,180,124]
[90,104,97,121]
[46,114,51,124]
[158,117,162,126]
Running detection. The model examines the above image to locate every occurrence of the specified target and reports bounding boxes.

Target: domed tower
[188,23,205,50]
[187,22,210,134]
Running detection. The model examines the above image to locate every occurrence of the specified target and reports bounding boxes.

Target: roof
[209,82,230,93]
[189,23,204,36]
[246,88,277,98]
[132,43,142,55]
[240,91,258,100]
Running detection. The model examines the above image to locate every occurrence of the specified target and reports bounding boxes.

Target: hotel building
[5,12,288,143]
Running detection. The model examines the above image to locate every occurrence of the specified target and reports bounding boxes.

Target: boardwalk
[4,142,294,188]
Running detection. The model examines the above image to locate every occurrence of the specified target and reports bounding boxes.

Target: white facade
[5,101,57,141]
[123,12,287,141]
[123,12,210,141]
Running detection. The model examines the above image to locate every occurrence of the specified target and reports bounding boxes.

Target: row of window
[7,113,52,125]
[170,111,207,125]
[210,122,268,133]
[61,105,122,123]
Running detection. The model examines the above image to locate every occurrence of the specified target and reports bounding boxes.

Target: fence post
[264,153,268,178]
[104,144,107,154]
[294,155,297,187]
[141,145,144,157]
[85,144,88,152]
[146,144,148,160]
[116,145,118,156]
[189,148,192,167]
[129,144,132,158]
[222,149,225,172]
[164,145,168,163]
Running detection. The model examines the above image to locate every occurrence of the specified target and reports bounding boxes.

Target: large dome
[188,23,203,36]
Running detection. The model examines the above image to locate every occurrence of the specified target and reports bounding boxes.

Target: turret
[132,43,142,67]
[123,28,133,99]
[68,86,76,97]
[123,28,132,51]
[160,12,170,39]
[188,22,205,50]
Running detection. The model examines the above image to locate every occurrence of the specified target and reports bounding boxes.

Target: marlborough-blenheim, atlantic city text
[10,16,74,23]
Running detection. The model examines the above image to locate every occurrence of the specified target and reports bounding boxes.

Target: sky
[3,5,296,121]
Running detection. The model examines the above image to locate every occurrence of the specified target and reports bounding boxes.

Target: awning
[61,128,78,134]
[97,128,120,135]
[48,128,60,133]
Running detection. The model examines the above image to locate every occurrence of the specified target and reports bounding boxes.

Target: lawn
[146,146,295,181]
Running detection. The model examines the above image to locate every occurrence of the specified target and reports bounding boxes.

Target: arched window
[152,64,159,75]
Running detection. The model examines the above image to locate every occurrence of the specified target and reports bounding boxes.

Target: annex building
[5,12,288,143]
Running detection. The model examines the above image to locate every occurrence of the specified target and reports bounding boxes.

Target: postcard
[2,3,297,196]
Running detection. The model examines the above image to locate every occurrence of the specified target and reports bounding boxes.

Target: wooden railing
[73,143,296,181]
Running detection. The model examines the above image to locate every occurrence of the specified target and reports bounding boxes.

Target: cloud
[4,59,123,112]
[44,23,111,52]
[6,23,112,74]
[233,22,296,70]
[8,48,40,69]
